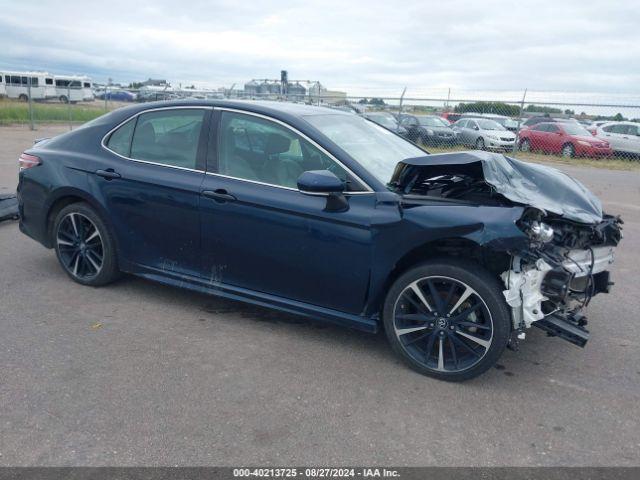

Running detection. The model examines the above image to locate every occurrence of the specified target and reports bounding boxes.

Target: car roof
[114,99,352,119]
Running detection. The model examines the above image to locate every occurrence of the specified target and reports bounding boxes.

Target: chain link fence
[2,85,639,162]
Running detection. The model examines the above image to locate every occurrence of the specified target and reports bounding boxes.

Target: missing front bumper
[501,247,615,345]
[533,312,590,348]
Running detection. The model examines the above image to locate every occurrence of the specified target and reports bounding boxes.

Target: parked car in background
[399,114,457,146]
[519,122,611,158]
[596,122,640,157]
[95,89,137,102]
[362,112,408,137]
[440,112,462,124]
[452,118,515,151]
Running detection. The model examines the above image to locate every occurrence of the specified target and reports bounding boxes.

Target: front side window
[604,124,625,134]
[218,112,357,190]
[304,113,425,185]
[129,109,205,169]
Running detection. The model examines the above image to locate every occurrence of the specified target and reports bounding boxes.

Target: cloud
[0,0,639,98]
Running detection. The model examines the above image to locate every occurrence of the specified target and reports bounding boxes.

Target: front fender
[365,202,528,317]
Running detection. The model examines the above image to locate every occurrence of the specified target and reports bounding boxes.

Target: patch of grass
[426,144,640,171]
[0,99,108,125]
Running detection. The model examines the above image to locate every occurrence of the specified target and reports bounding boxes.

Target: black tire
[520,138,531,152]
[475,137,485,150]
[382,258,511,382]
[18,94,28,102]
[561,143,575,158]
[53,202,120,286]
[59,95,69,104]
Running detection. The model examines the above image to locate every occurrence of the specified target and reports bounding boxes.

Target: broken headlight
[529,221,554,243]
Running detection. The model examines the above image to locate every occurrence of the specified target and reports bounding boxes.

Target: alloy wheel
[392,276,494,373]
[56,212,104,279]
[562,144,574,157]
[520,139,531,152]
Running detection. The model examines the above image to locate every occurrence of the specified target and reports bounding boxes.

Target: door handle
[95,169,121,180]
[202,189,237,202]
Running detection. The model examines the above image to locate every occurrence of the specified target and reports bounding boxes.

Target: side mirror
[297,170,344,194]
[297,170,349,212]
[473,126,480,131]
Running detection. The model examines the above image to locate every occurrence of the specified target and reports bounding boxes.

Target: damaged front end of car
[389,151,623,348]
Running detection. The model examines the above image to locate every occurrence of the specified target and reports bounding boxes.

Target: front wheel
[382,258,511,381]
[475,137,485,150]
[53,202,120,286]
[520,138,531,152]
[562,143,575,158]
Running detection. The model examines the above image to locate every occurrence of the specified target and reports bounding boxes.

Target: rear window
[106,118,136,157]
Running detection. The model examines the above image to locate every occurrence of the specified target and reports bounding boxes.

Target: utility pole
[27,78,34,131]
[512,88,528,155]
[397,87,407,133]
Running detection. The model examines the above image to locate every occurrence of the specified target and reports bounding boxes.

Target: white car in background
[452,118,516,151]
[596,122,640,157]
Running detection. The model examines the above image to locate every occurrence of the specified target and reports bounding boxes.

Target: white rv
[0,71,56,101]
[0,75,6,98]
[53,75,85,103]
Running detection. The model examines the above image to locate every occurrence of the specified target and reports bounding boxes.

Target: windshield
[418,116,448,127]
[477,119,506,131]
[562,124,592,136]
[367,114,396,129]
[305,114,425,184]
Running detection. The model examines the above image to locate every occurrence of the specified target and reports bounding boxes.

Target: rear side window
[130,109,205,169]
[106,118,136,157]
[546,124,559,132]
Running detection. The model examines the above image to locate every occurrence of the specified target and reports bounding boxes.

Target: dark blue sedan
[17,100,621,381]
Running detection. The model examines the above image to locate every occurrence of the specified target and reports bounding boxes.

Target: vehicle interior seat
[221,126,260,181]
[260,132,304,188]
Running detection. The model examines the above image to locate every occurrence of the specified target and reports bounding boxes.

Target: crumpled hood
[389,151,603,224]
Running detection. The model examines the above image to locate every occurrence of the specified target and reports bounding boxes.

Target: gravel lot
[1,124,639,466]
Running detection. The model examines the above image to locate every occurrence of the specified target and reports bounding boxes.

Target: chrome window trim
[214,107,375,194]
[100,105,213,173]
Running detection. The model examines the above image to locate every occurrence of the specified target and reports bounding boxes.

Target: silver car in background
[596,122,640,157]
[452,118,516,151]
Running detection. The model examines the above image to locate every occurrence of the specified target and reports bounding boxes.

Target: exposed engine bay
[390,151,623,347]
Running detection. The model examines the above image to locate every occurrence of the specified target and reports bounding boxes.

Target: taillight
[19,153,41,171]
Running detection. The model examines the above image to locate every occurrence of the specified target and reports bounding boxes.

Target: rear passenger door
[98,107,210,276]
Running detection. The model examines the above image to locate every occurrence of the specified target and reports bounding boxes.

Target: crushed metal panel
[390,151,603,224]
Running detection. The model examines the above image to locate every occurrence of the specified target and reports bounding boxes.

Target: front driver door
[199,109,375,315]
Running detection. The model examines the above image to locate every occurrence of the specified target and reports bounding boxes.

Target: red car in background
[519,122,612,158]
[440,112,462,124]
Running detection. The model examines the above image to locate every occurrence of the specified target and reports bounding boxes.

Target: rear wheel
[475,137,485,150]
[59,95,69,104]
[520,138,531,152]
[382,258,511,381]
[53,203,120,286]
[18,94,28,102]
[562,143,575,158]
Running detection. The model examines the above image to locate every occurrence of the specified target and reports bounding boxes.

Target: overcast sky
[1,0,639,97]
